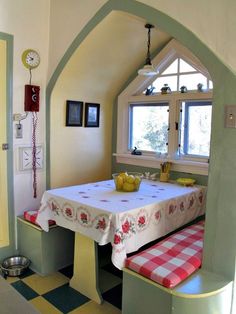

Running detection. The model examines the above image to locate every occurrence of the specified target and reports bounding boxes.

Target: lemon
[119,172,128,182]
[126,175,135,184]
[134,177,141,189]
[116,175,124,190]
[123,182,135,192]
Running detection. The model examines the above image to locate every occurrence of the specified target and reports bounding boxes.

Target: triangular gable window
[143,58,213,94]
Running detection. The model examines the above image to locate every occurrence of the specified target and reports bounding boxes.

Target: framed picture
[66,100,83,127]
[85,103,100,127]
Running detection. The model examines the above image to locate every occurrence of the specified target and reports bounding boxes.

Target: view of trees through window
[129,104,169,153]
[179,101,212,157]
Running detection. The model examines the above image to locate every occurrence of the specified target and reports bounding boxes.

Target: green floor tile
[11,280,39,300]
[42,283,90,313]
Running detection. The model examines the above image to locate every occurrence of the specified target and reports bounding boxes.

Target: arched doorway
[46,0,236,284]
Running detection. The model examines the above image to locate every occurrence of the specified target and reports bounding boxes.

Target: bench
[126,221,204,288]
[17,216,74,275]
[122,221,233,314]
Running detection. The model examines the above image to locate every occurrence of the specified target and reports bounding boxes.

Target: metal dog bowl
[0,256,30,278]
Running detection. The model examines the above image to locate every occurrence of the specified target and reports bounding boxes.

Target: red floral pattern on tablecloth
[168,200,177,215]
[187,193,196,210]
[48,198,60,215]
[152,209,162,224]
[136,209,149,231]
[179,200,185,212]
[197,189,206,207]
[94,214,110,233]
[62,203,76,221]
[113,214,136,250]
[77,207,92,227]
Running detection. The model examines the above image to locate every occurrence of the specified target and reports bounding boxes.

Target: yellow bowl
[112,172,143,192]
[176,178,196,187]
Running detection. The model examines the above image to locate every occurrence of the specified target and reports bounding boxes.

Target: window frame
[114,39,213,175]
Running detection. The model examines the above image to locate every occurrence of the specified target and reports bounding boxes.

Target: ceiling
[56,10,172,100]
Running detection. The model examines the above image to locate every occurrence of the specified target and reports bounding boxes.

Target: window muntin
[145,58,213,94]
[179,101,212,157]
[129,103,169,154]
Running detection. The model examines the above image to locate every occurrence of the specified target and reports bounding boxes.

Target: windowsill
[113,153,208,175]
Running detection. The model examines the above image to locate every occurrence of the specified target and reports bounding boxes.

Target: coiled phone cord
[32,111,38,198]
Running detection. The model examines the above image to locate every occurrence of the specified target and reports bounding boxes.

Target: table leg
[69,232,103,304]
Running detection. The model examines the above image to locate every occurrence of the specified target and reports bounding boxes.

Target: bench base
[17,217,74,276]
[122,268,233,314]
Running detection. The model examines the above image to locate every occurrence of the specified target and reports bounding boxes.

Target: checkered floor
[3,264,122,314]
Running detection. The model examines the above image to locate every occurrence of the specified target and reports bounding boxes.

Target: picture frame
[84,103,100,127]
[66,100,83,127]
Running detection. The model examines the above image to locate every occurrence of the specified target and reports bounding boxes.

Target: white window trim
[115,39,213,176]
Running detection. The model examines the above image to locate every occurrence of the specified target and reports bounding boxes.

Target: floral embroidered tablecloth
[36,179,206,269]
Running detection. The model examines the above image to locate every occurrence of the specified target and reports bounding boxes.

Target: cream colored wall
[50,10,171,187]
[0,0,50,215]
[51,84,112,187]
[48,0,107,80]
[141,0,236,73]
[48,0,236,80]
[50,13,123,187]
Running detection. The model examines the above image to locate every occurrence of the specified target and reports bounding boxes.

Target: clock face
[22,49,40,69]
[19,146,43,171]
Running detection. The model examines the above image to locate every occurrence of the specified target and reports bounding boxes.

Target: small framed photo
[85,103,100,127]
[66,100,83,127]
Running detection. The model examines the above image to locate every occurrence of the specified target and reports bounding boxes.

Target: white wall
[0,0,50,215]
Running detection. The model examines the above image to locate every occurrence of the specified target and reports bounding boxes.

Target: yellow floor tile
[30,296,63,314]
[5,276,20,284]
[68,301,121,314]
[22,272,69,295]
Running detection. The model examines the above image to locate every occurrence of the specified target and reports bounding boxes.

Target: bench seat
[125,220,204,288]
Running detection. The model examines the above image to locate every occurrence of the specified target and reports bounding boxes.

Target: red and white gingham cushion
[24,210,56,226]
[125,220,204,288]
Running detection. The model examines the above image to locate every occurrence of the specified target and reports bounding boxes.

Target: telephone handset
[24,84,40,112]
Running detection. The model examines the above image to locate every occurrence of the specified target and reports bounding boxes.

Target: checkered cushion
[125,221,204,288]
[24,210,56,226]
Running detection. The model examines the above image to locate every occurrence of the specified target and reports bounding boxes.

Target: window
[129,103,169,154]
[179,101,212,158]
[115,39,213,175]
[145,58,213,94]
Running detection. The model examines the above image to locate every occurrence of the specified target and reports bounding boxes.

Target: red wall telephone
[24,84,40,112]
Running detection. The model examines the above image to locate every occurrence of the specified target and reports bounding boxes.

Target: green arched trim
[46,0,235,188]
[0,32,15,260]
[46,0,236,280]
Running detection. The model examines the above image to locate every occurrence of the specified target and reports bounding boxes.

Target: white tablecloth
[36,179,206,269]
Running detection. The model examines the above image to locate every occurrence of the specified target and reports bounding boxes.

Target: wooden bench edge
[123,268,233,299]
